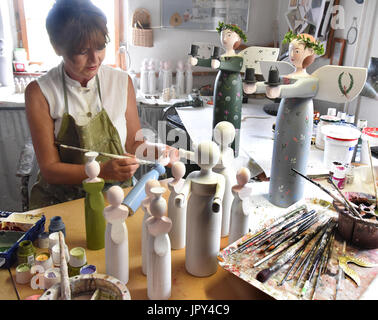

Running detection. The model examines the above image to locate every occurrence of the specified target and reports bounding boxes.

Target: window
[13,0,123,69]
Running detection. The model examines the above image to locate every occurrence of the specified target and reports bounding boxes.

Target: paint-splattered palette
[218,198,378,300]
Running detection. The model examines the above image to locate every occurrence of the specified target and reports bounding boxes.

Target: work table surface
[0,186,273,300]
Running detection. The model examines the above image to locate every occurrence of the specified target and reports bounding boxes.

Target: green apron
[29,65,132,209]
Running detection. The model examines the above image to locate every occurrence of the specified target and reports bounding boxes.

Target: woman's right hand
[100,154,139,181]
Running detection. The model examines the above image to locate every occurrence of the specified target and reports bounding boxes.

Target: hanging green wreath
[283,30,325,56]
[216,22,247,43]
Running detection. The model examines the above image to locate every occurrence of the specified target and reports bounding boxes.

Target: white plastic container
[315,115,340,150]
[360,127,378,165]
[322,124,361,170]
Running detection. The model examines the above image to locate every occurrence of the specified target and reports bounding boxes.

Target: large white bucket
[360,128,378,165]
[321,125,361,170]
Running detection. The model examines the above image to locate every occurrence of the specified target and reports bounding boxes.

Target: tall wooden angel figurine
[146,187,172,300]
[175,141,225,277]
[141,179,161,276]
[244,31,367,208]
[229,167,253,244]
[103,186,129,284]
[82,152,106,250]
[189,22,279,156]
[213,121,237,237]
[167,161,186,250]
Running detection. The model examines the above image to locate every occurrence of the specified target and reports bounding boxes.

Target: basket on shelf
[132,8,153,47]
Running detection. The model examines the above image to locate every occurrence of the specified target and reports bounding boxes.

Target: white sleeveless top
[37,62,129,152]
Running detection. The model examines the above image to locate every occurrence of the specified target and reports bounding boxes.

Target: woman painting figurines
[244,32,324,208]
[189,22,247,157]
[25,0,176,209]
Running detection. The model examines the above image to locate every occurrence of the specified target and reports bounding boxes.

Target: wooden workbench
[0,186,272,301]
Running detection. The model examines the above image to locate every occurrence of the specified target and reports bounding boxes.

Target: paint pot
[17,240,36,265]
[80,264,96,275]
[51,243,70,267]
[344,164,354,185]
[360,127,378,165]
[327,108,337,116]
[332,166,346,190]
[322,125,361,170]
[43,268,61,290]
[315,115,340,150]
[48,216,66,237]
[15,263,32,284]
[35,252,53,271]
[68,247,87,277]
[37,232,50,249]
[48,232,60,253]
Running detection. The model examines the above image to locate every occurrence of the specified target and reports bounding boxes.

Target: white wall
[125,0,277,72]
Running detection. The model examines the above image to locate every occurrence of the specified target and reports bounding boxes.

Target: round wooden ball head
[171,162,185,181]
[213,121,236,147]
[236,167,250,187]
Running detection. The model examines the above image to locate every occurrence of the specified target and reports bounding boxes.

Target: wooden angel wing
[154,234,171,257]
[238,46,280,74]
[259,60,295,82]
[311,65,367,103]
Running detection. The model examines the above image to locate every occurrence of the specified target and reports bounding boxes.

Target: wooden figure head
[171,162,186,181]
[84,160,100,181]
[149,187,167,219]
[106,186,124,207]
[288,33,317,69]
[213,121,236,147]
[194,141,220,170]
[236,167,251,187]
[145,179,161,198]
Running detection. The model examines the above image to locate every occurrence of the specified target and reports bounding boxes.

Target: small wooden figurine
[244,31,367,208]
[175,141,225,277]
[229,167,253,244]
[104,186,129,284]
[167,161,186,250]
[141,179,161,276]
[213,121,237,237]
[146,187,172,300]
[82,152,106,250]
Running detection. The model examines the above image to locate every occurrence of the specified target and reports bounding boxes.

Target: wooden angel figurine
[141,179,161,276]
[82,152,106,250]
[229,167,253,244]
[167,161,186,250]
[175,141,225,277]
[146,187,172,300]
[189,22,247,156]
[103,186,129,284]
[213,121,237,238]
[244,31,367,208]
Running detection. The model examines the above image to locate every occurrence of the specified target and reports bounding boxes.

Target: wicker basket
[132,8,153,47]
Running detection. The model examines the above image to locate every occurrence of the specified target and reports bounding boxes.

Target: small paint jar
[37,232,50,249]
[80,264,96,275]
[51,243,70,267]
[48,216,66,237]
[68,247,87,277]
[344,164,354,185]
[48,232,60,253]
[15,263,32,284]
[35,252,54,271]
[17,240,36,265]
[332,166,346,190]
[43,268,61,289]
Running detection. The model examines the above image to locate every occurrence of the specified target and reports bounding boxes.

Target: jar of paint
[15,263,32,284]
[332,166,346,190]
[37,232,50,249]
[68,247,87,277]
[80,264,96,275]
[48,216,66,237]
[35,252,53,270]
[17,240,36,265]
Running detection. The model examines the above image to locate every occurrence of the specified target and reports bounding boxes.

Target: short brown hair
[46,0,109,57]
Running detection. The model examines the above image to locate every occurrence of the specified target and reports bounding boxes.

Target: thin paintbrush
[255,218,331,283]
[57,143,156,165]
[327,177,362,219]
[277,246,305,286]
[322,229,335,274]
[243,207,309,252]
[335,241,346,300]
[233,205,308,252]
[300,222,336,297]
[311,249,327,300]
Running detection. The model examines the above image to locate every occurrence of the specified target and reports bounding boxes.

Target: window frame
[13,0,124,67]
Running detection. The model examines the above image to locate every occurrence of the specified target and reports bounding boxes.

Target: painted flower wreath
[283,30,325,56]
[216,22,247,43]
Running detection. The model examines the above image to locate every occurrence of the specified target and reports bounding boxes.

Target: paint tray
[0,211,45,269]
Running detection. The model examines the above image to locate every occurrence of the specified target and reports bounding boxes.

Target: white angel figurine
[141,179,161,276]
[229,167,253,244]
[146,187,172,300]
[213,121,237,238]
[103,186,129,284]
[174,141,225,277]
[244,31,367,208]
[167,161,186,250]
